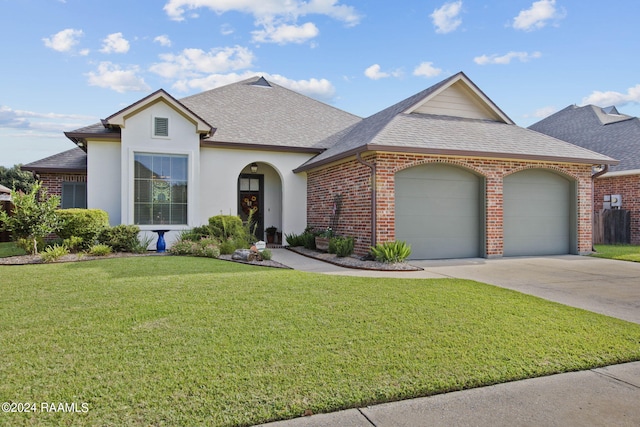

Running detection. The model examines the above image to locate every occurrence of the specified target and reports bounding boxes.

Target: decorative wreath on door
[241,195,258,216]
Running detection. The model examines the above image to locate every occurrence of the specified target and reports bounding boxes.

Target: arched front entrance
[237,162,283,243]
[503,169,576,256]
[395,163,485,259]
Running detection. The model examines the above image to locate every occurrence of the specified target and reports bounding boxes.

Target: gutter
[356,152,377,247]
[591,164,609,179]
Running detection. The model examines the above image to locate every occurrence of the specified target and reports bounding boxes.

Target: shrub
[208,215,244,240]
[40,244,70,263]
[16,237,44,255]
[219,240,237,255]
[284,232,304,247]
[168,237,220,258]
[208,214,256,250]
[88,244,112,256]
[98,225,141,252]
[370,241,412,263]
[168,240,198,256]
[261,249,272,260]
[330,236,355,258]
[180,225,212,242]
[56,209,109,249]
[301,232,316,250]
[63,236,84,253]
[194,243,220,259]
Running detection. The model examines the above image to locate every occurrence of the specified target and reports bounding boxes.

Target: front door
[238,174,264,240]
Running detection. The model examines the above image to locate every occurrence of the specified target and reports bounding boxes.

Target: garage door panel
[504,169,572,256]
[395,164,482,260]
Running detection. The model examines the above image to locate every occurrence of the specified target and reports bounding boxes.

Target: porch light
[250,163,258,173]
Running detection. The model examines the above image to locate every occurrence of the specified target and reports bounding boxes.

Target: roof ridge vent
[250,76,272,88]
[602,106,620,115]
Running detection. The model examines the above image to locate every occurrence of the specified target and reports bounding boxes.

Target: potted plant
[265,226,277,244]
[314,227,333,252]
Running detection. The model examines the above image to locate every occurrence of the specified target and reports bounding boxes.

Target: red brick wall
[594,174,640,244]
[307,153,594,257]
[39,173,87,207]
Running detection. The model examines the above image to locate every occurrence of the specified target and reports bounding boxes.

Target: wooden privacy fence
[593,209,631,244]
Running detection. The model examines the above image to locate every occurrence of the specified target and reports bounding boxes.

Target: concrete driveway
[412,255,640,324]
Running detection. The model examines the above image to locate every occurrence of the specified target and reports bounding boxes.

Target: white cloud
[431,1,463,34]
[42,28,84,53]
[100,32,130,54]
[163,0,360,45]
[474,51,542,65]
[413,62,443,78]
[149,46,255,79]
[163,0,361,25]
[86,62,151,93]
[252,22,319,44]
[364,64,402,80]
[0,106,96,132]
[582,84,640,107]
[154,35,172,47]
[171,71,336,101]
[512,0,564,31]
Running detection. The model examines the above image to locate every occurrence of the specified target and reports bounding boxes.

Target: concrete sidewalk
[259,362,640,427]
[259,249,640,427]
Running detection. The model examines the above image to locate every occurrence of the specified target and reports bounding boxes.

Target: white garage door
[395,164,483,259]
[503,169,573,256]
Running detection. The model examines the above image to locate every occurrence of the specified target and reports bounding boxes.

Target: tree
[0,164,35,193]
[0,182,60,254]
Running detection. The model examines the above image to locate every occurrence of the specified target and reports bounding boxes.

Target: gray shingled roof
[21,148,87,173]
[0,183,11,194]
[298,77,616,171]
[180,76,361,149]
[529,105,639,172]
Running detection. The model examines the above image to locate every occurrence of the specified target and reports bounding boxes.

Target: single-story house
[23,72,617,259]
[529,105,640,244]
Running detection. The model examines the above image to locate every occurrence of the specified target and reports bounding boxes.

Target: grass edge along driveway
[2,256,640,426]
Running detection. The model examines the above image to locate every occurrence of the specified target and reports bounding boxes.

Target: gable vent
[154,117,169,137]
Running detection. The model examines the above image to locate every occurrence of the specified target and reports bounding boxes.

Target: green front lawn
[2,257,640,426]
[592,244,640,262]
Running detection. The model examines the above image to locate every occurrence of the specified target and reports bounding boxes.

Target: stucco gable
[105,89,214,136]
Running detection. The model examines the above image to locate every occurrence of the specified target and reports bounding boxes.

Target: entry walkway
[262,249,640,427]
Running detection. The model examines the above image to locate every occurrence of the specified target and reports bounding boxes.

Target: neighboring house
[0,183,11,201]
[22,72,616,259]
[529,105,640,244]
[0,184,12,242]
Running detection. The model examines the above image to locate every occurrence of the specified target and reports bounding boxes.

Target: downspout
[591,164,609,252]
[356,152,377,247]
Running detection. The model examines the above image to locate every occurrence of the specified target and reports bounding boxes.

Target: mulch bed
[287,246,423,271]
[0,252,167,266]
[0,251,292,269]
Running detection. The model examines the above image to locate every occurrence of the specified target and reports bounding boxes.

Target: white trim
[598,169,640,178]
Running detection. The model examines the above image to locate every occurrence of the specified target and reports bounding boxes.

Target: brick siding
[39,173,87,208]
[307,153,594,257]
[594,174,640,244]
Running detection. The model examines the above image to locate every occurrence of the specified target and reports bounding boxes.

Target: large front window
[134,153,188,225]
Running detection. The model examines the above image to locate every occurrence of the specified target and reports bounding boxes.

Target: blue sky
[2,0,640,167]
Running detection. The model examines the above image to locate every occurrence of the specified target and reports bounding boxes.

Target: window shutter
[154,117,169,137]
